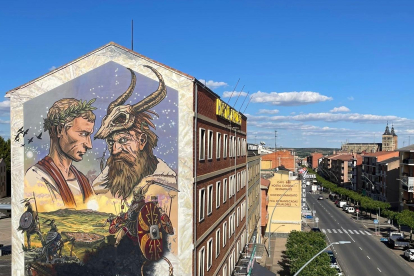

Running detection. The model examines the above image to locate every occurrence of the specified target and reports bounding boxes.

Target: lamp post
[293,241,351,276]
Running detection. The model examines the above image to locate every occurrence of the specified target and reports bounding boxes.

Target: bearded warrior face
[94,65,167,140]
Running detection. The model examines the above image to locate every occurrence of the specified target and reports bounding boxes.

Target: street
[306,192,414,276]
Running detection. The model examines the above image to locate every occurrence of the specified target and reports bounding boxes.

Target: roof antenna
[226,78,240,105]
[238,91,250,113]
[233,85,245,108]
[131,20,134,51]
[242,94,255,113]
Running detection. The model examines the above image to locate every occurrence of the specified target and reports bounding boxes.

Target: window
[207,185,213,215]
[199,128,206,160]
[223,222,227,247]
[229,215,232,238]
[223,134,228,158]
[207,238,213,271]
[216,132,222,159]
[237,241,240,261]
[198,246,205,276]
[216,229,221,257]
[232,174,236,196]
[223,178,228,203]
[223,264,227,276]
[207,130,213,160]
[216,181,221,209]
[233,136,236,158]
[237,172,240,192]
[237,137,240,156]
[237,206,240,227]
[199,188,206,222]
[229,136,233,157]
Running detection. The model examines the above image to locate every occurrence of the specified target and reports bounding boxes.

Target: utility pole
[274,130,277,170]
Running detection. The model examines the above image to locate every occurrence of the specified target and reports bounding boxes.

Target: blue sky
[2,0,414,148]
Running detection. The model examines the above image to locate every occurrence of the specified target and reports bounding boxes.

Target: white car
[347,207,355,213]
[404,249,414,261]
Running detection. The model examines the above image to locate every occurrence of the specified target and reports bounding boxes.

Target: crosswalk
[322,229,371,235]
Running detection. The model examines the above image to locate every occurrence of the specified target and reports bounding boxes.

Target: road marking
[365,231,371,236]
[343,229,348,234]
[348,230,354,234]
[367,256,370,259]
[338,229,343,233]
[359,247,362,250]
[327,229,332,233]
[377,268,381,272]
[359,230,365,235]
[322,229,326,234]
[354,230,359,235]
[332,229,337,233]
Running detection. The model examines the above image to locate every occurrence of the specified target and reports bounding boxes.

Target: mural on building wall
[19,62,179,276]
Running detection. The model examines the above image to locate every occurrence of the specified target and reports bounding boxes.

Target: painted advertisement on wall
[19,61,180,276]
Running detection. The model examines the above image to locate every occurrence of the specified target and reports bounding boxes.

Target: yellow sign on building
[266,172,301,234]
[216,99,242,125]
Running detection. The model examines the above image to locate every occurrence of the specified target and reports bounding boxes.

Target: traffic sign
[356,209,359,213]
[315,217,319,222]
[373,219,378,224]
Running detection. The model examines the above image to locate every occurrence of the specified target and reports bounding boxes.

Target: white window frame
[207,238,213,271]
[207,184,213,216]
[232,174,236,196]
[216,229,221,258]
[223,178,228,203]
[223,134,228,158]
[229,135,233,157]
[216,132,221,159]
[207,130,213,160]
[237,172,240,192]
[199,188,206,222]
[223,222,227,247]
[237,206,240,227]
[198,246,205,276]
[216,181,221,209]
[199,128,206,161]
[232,211,235,234]
[237,137,240,156]
[223,264,227,276]
[233,136,236,158]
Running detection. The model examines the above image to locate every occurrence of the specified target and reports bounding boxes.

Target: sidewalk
[262,236,288,276]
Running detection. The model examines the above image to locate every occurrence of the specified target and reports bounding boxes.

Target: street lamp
[293,241,351,276]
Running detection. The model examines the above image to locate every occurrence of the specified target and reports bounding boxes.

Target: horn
[132,65,167,114]
[107,68,137,115]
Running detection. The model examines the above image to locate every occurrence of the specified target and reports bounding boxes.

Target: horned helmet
[94,65,167,140]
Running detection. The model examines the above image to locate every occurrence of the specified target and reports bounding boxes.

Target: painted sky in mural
[23,61,178,175]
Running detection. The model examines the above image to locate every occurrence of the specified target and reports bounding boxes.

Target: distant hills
[280,148,340,158]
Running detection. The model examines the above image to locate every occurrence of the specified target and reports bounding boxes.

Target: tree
[0,136,11,197]
[397,210,414,242]
[286,231,338,276]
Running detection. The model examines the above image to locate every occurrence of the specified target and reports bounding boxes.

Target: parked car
[324,250,337,265]
[342,205,350,211]
[347,207,355,213]
[311,227,321,232]
[404,249,414,261]
[389,232,410,250]
[318,196,324,200]
[337,201,347,208]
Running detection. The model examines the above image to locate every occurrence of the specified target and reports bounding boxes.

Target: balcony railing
[402,159,414,165]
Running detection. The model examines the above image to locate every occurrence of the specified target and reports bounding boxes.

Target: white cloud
[49,66,56,71]
[0,100,10,111]
[250,91,332,106]
[222,91,248,98]
[290,112,296,115]
[330,106,350,113]
[0,119,9,124]
[198,79,228,89]
[348,96,354,100]
[257,109,279,114]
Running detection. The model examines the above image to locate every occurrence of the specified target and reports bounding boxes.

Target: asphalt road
[306,193,414,276]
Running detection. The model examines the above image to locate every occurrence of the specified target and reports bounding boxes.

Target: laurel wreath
[43,99,97,132]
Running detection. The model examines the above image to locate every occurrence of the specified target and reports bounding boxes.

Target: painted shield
[19,211,34,230]
[160,213,174,235]
[137,202,163,261]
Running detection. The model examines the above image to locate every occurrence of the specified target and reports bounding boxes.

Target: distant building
[306,152,323,169]
[350,154,363,192]
[260,178,270,239]
[382,123,398,151]
[261,150,296,172]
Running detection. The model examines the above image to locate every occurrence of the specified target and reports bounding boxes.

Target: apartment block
[261,150,296,172]
[306,152,323,169]
[398,145,414,211]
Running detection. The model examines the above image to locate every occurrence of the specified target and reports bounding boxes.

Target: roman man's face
[105,129,151,199]
[58,117,94,162]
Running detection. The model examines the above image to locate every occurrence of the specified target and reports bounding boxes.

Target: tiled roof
[378,157,400,164]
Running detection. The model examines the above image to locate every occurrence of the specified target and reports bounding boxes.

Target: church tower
[382,122,397,151]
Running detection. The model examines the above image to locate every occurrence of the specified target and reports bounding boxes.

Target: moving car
[318,196,324,200]
[404,249,414,261]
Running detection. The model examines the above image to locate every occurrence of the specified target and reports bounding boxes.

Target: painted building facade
[7,42,250,276]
